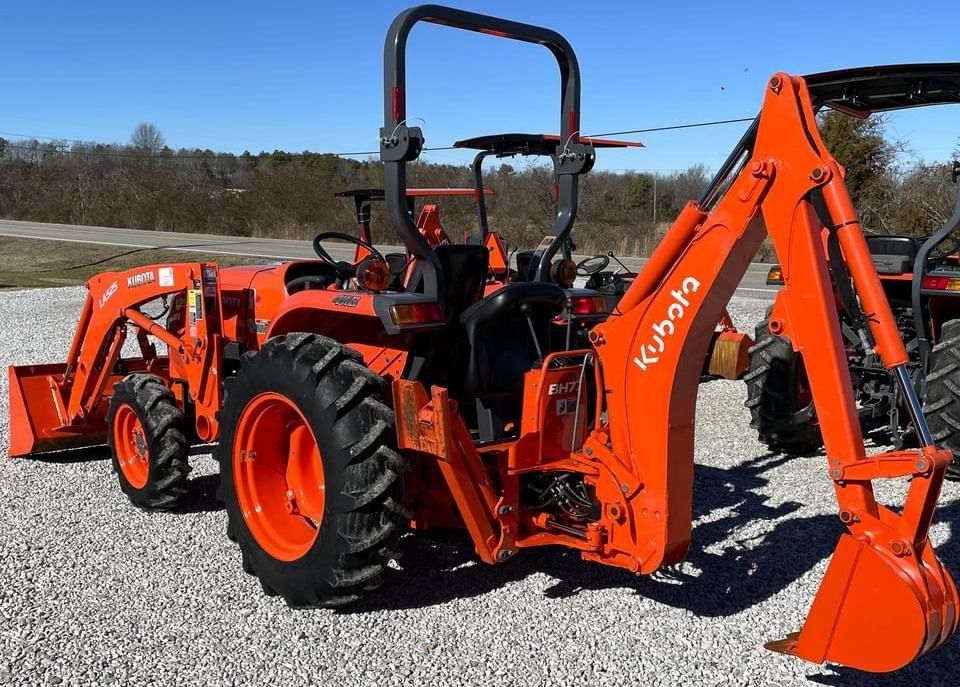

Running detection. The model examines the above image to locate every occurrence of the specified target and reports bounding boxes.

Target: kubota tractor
[6,7,958,673]
[748,139,960,469]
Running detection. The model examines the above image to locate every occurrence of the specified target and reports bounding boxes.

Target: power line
[0,140,458,161]
[586,117,755,138]
[0,116,756,161]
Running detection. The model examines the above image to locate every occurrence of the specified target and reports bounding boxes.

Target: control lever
[606,251,632,274]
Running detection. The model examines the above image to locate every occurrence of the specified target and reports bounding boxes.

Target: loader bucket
[7,363,106,457]
[767,511,959,672]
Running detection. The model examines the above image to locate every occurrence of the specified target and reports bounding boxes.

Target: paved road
[0,219,780,299]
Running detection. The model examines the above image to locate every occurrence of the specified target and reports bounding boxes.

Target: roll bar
[912,161,960,380]
[379,4,592,298]
[471,151,494,237]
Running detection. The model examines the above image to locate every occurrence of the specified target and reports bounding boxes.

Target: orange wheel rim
[232,392,326,562]
[113,404,149,489]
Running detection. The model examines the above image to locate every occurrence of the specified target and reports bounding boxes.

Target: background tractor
[747,158,960,473]
[6,6,957,674]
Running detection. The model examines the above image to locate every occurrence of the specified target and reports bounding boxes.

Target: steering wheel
[312,232,386,276]
[576,254,610,276]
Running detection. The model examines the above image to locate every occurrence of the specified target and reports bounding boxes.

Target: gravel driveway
[1,287,958,686]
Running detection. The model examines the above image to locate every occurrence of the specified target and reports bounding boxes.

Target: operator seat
[459,281,566,440]
[384,252,408,290]
[408,244,489,324]
[283,261,341,294]
[865,235,919,275]
[515,250,535,281]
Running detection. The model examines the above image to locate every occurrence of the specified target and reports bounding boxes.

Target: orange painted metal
[406,188,493,197]
[416,204,451,247]
[392,71,957,673]
[6,63,956,674]
[393,380,505,563]
[540,134,644,148]
[231,392,325,562]
[8,262,222,455]
[517,351,590,468]
[111,403,149,489]
[483,232,510,279]
[586,73,956,671]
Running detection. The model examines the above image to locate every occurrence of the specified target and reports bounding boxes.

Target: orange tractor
[6,6,958,673]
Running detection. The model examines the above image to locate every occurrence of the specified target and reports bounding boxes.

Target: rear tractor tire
[924,319,960,480]
[216,333,409,608]
[744,317,824,455]
[107,374,191,510]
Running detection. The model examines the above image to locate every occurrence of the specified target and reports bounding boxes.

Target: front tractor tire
[107,374,191,510]
[924,319,960,480]
[744,318,824,455]
[216,333,409,608]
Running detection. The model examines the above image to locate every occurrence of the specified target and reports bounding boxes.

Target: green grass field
[0,237,268,289]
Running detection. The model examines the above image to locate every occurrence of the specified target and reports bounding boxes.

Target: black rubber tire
[107,374,191,510]
[924,318,960,480]
[216,333,409,608]
[743,318,824,455]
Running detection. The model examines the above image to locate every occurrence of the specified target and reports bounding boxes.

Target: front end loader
[7,6,958,674]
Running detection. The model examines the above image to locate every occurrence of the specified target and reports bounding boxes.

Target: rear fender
[265,290,409,379]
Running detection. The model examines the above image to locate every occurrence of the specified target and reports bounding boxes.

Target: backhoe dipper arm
[588,74,957,672]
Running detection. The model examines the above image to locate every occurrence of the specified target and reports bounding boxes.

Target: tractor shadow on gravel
[356,453,960,684]
[356,452,845,617]
[29,443,224,514]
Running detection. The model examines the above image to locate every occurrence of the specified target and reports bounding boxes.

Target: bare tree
[131,123,165,154]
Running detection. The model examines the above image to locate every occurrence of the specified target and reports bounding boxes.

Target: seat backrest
[515,251,535,281]
[459,282,566,397]
[866,235,918,259]
[865,235,918,275]
[408,244,489,324]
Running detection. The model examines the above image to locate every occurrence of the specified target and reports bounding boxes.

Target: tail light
[766,266,784,285]
[389,302,444,326]
[569,295,607,316]
[921,275,960,292]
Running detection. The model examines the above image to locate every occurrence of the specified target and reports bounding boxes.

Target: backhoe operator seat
[459,282,566,397]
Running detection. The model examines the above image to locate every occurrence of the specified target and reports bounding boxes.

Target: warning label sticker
[159,267,174,288]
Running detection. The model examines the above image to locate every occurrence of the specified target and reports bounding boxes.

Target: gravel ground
[1,286,959,686]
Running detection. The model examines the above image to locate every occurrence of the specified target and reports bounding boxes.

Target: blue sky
[1,0,957,172]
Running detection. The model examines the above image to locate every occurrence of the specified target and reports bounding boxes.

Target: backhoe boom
[588,73,957,671]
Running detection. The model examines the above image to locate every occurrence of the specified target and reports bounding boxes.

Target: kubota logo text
[633,276,700,371]
[127,271,155,288]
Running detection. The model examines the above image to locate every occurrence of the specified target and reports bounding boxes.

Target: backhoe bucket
[767,514,958,672]
[7,363,106,457]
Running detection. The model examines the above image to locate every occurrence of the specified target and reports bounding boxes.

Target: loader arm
[9,263,223,456]
[587,73,957,671]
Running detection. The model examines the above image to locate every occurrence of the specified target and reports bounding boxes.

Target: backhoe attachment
[586,73,958,672]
